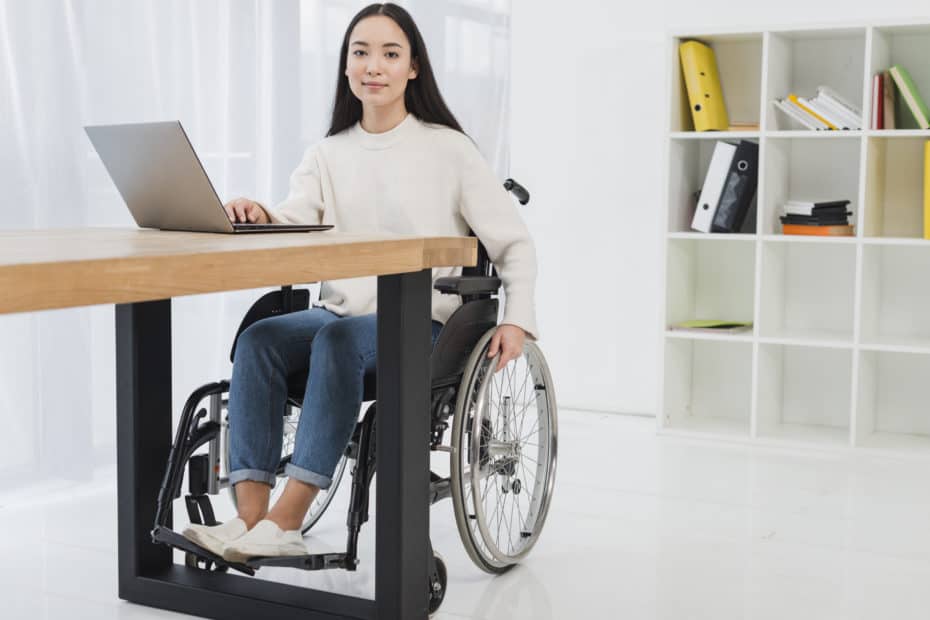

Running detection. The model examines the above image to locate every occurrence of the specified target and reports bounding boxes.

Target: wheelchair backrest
[229,287,310,363]
[429,297,499,384]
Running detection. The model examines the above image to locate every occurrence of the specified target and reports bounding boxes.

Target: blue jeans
[227,307,443,490]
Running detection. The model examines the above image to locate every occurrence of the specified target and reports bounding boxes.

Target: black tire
[428,554,448,615]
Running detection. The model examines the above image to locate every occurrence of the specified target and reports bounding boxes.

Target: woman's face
[345,16,418,110]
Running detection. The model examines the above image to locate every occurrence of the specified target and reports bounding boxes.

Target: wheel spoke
[517,419,540,444]
[452,340,556,571]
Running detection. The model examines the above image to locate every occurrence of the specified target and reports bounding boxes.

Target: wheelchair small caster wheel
[427,553,447,614]
[185,552,228,573]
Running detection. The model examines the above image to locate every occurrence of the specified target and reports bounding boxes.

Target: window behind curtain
[0,0,511,492]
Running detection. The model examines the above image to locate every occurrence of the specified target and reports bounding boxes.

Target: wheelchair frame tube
[207,393,221,495]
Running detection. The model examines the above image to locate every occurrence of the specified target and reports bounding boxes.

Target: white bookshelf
[658,21,930,454]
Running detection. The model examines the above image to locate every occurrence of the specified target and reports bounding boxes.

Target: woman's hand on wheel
[487,324,526,373]
[224,197,270,224]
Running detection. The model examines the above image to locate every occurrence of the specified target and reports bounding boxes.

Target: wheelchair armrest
[433,276,501,296]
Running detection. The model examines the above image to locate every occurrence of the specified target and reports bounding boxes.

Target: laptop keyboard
[233,223,331,231]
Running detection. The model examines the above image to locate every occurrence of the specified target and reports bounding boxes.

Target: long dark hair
[327,3,464,137]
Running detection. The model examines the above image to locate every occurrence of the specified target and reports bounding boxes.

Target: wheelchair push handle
[504,178,530,205]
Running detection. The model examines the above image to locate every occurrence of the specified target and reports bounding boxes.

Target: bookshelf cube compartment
[761,136,861,235]
[856,350,930,451]
[860,244,930,348]
[764,28,867,131]
[756,343,852,445]
[862,137,928,238]
[665,238,755,328]
[670,33,763,133]
[667,138,759,233]
[869,26,930,130]
[662,338,752,436]
[758,241,856,343]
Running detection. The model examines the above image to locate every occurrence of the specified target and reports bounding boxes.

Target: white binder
[691,141,737,232]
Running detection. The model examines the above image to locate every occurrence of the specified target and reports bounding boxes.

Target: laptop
[84,121,332,234]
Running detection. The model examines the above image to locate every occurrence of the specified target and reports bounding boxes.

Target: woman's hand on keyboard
[224,198,270,224]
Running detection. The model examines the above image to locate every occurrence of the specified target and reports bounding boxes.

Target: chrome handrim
[469,340,556,564]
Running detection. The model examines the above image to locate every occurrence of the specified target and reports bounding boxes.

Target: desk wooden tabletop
[0,228,476,314]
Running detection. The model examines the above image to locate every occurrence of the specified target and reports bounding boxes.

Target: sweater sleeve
[265,145,325,225]
[457,139,540,341]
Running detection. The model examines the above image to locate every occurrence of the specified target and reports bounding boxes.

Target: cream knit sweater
[266,113,539,340]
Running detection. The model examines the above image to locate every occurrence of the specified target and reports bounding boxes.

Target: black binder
[710,140,759,233]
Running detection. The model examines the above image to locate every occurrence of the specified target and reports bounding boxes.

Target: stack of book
[871,64,930,130]
[780,200,853,236]
[773,86,862,130]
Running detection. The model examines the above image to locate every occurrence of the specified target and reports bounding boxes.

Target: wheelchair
[151,179,558,614]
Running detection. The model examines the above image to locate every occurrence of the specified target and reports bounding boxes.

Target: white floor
[3,409,930,619]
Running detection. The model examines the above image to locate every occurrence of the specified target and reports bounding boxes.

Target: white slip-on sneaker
[181,517,248,558]
[222,519,309,563]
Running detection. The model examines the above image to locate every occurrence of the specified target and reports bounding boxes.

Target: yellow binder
[924,141,930,239]
[679,40,729,131]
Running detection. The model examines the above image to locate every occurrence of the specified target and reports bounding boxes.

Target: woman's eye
[353,50,366,57]
[387,52,399,59]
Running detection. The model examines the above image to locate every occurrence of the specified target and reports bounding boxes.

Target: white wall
[511,0,930,415]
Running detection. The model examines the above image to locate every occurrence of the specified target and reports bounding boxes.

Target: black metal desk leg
[115,299,173,598]
[376,270,432,620]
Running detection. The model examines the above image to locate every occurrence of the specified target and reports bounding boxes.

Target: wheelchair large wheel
[450,328,558,574]
[223,401,348,535]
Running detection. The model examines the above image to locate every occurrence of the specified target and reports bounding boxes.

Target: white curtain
[0,0,511,491]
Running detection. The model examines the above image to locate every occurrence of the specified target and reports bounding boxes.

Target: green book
[889,65,930,130]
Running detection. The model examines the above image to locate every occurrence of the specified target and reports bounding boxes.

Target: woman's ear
[409,58,419,80]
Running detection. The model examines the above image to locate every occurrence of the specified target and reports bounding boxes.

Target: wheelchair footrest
[151,525,256,576]
[246,552,352,571]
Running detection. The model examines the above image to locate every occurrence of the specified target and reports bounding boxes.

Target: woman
[183,2,538,561]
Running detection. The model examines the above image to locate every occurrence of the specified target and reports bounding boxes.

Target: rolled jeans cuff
[285,462,333,490]
[228,468,277,487]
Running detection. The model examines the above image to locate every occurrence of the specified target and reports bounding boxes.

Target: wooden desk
[0,228,477,620]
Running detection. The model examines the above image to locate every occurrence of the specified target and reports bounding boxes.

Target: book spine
[816,94,862,129]
[810,95,858,129]
[890,65,930,130]
[925,141,930,240]
[875,73,885,129]
[883,71,896,129]
[816,86,863,119]
[789,94,838,130]
[774,98,826,130]
[805,96,849,129]
[782,224,854,236]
